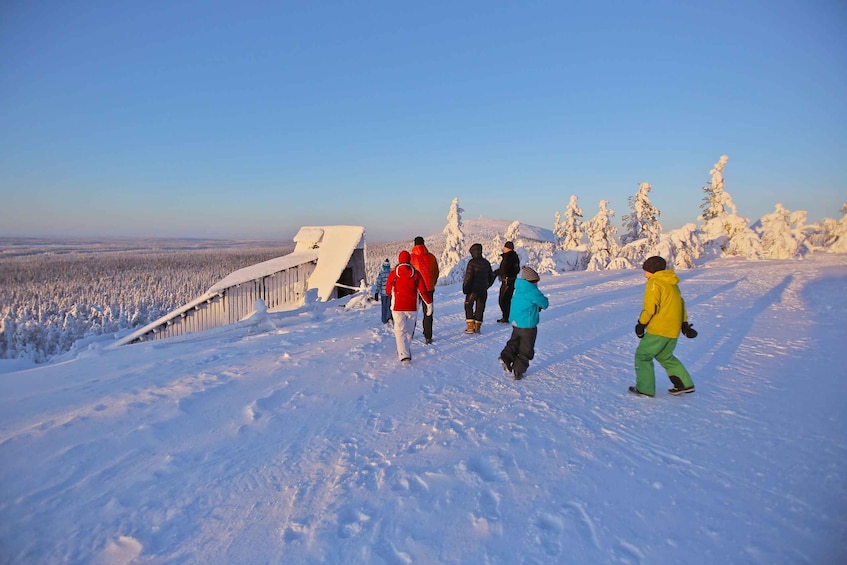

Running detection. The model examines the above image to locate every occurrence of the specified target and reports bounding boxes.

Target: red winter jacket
[386,251,431,312]
[411,244,440,293]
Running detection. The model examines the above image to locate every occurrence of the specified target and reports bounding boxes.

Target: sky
[1,0,846,242]
[1,252,845,563]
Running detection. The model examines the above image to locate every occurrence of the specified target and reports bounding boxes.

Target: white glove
[425,302,433,316]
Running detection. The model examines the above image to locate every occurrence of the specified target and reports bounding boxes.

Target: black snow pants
[500,326,538,377]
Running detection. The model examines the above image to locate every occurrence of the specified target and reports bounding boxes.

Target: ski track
[0,256,845,563]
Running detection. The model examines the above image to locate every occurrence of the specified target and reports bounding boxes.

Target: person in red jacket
[410,236,440,344]
[386,250,433,365]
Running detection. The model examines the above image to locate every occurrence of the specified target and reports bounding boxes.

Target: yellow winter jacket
[638,270,688,339]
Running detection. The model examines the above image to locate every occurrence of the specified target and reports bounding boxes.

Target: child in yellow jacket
[630,256,697,397]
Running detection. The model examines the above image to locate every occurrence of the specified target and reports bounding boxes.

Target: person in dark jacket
[499,266,549,380]
[462,243,496,334]
[493,241,520,323]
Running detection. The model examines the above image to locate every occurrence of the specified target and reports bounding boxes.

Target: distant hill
[425,217,556,245]
[366,217,556,280]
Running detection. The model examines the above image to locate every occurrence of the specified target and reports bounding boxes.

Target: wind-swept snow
[1,255,845,564]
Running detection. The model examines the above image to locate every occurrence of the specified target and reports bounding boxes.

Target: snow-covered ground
[1,254,845,564]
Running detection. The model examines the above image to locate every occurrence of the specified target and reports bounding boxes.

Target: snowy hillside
[428,217,556,245]
[1,255,846,564]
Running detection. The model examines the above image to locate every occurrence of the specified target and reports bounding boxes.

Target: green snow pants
[634,333,694,396]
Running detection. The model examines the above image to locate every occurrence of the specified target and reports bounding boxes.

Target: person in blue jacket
[498,266,549,380]
[372,259,392,324]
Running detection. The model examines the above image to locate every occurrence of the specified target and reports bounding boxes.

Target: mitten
[681,322,698,339]
[425,302,433,316]
[634,323,646,338]
[373,293,379,302]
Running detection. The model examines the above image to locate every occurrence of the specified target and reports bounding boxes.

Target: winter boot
[499,357,512,374]
[473,321,482,333]
[465,320,476,334]
[668,375,695,395]
[628,386,654,398]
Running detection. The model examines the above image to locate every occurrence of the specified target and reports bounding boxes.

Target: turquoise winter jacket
[508,278,549,328]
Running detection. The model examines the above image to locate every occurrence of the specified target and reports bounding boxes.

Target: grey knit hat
[521,266,540,282]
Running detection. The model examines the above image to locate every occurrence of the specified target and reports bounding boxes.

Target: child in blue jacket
[372,259,392,324]
[498,266,549,380]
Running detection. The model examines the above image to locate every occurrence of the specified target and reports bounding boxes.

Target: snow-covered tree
[553,211,563,248]
[833,203,847,252]
[621,182,662,246]
[699,155,735,221]
[558,195,585,251]
[653,223,702,270]
[758,203,805,259]
[806,203,847,252]
[697,155,762,259]
[504,220,521,245]
[584,200,619,271]
[438,198,466,285]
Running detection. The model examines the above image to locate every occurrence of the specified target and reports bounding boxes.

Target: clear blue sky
[1,1,845,243]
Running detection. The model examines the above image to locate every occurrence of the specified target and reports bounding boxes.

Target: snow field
[0,255,845,564]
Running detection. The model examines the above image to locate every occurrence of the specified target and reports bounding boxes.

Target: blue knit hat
[382,259,390,271]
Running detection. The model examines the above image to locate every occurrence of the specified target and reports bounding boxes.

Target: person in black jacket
[493,241,520,323]
[462,243,496,334]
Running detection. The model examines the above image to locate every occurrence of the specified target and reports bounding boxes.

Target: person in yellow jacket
[629,256,698,397]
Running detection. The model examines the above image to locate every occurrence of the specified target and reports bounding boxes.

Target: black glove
[373,293,378,301]
[681,322,698,339]
[635,323,646,338]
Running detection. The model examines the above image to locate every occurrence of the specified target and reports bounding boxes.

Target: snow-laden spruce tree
[699,155,734,221]
[584,200,620,271]
[618,182,662,266]
[437,198,466,285]
[698,155,762,259]
[806,203,847,252]
[553,211,563,248]
[621,182,662,246]
[504,220,521,245]
[557,195,585,251]
[832,203,847,252]
[758,203,808,259]
[653,223,702,269]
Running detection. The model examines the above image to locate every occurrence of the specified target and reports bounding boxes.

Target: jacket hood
[652,269,680,285]
[398,250,412,264]
[411,243,429,255]
[469,243,483,258]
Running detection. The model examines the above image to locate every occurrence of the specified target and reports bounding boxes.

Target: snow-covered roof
[209,226,365,301]
[209,251,319,293]
[295,226,365,301]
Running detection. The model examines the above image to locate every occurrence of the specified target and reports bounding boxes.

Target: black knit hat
[504,241,514,250]
[642,256,667,273]
[414,236,425,246]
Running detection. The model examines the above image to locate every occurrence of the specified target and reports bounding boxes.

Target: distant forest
[1,240,293,363]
